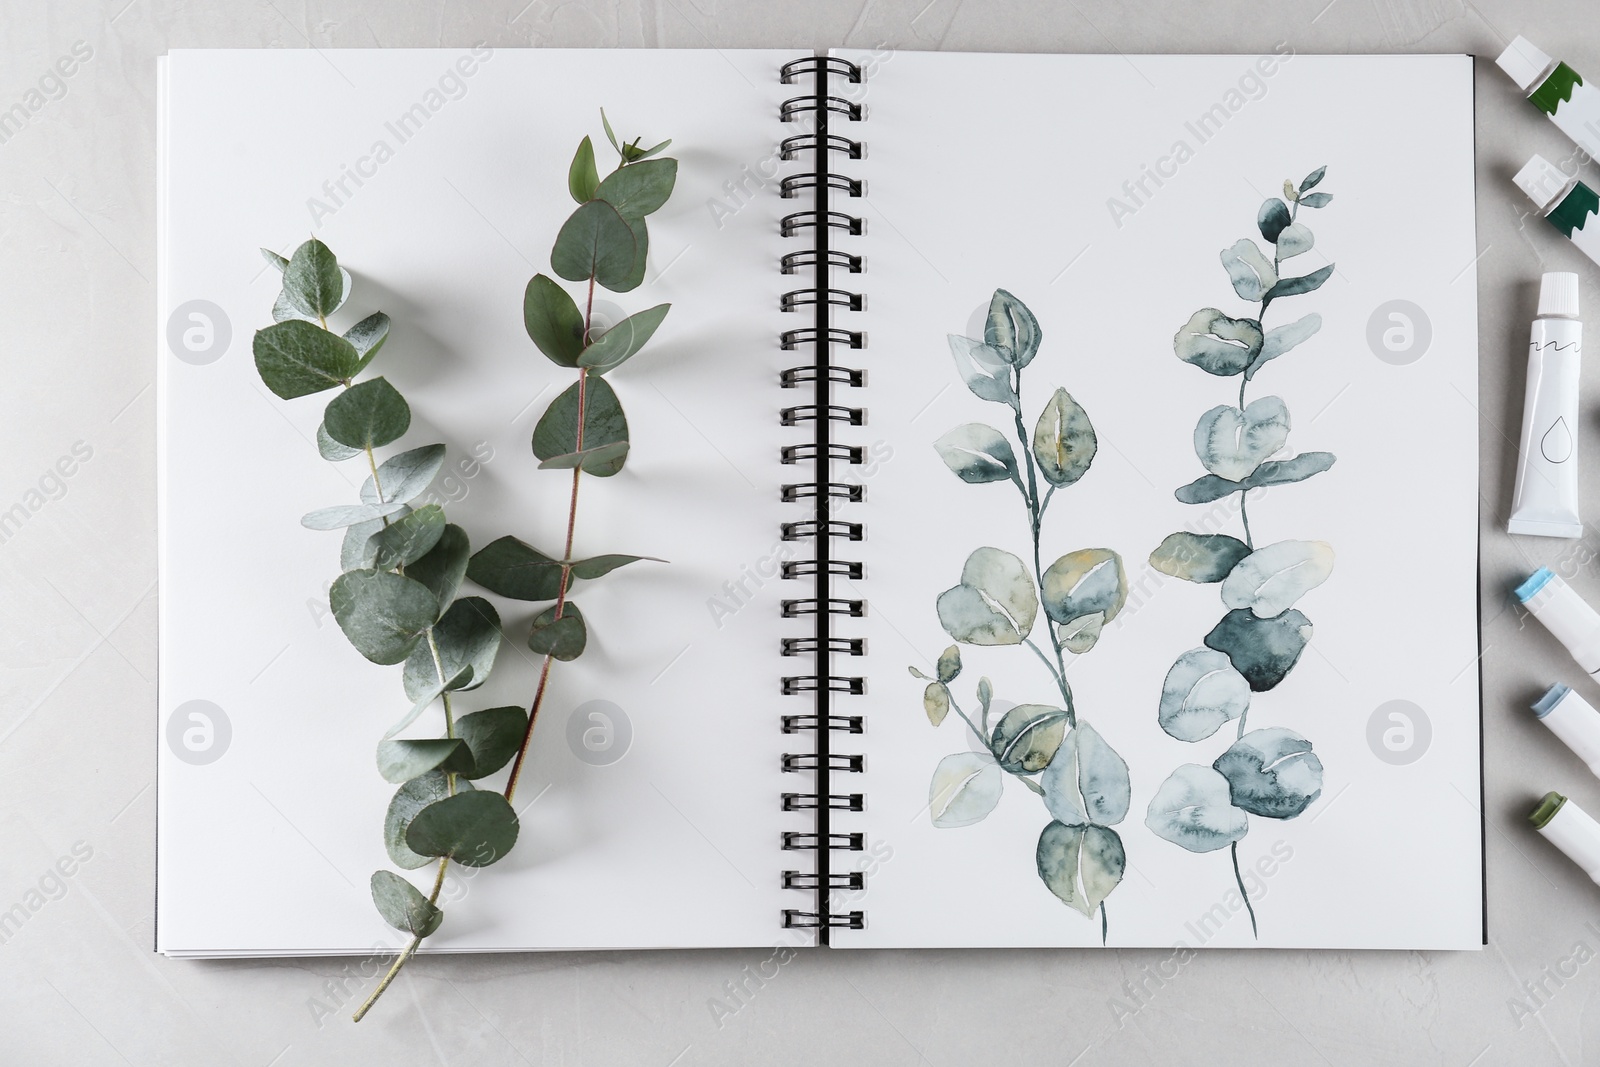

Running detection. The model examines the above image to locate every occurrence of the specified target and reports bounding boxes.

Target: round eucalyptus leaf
[402,596,502,703]
[284,238,344,319]
[385,771,472,870]
[330,569,439,665]
[370,504,446,571]
[254,319,359,399]
[376,738,470,784]
[362,443,447,505]
[527,603,587,661]
[1041,549,1126,626]
[345,312,391,373]
[324,376,411,450]
[340,509,409,572]
[984,288,1042,368]
[467,536,567,601]
[947,334,1018,409]
[1173,308,1263,377]
[928,751,1002,828]
[405,790,520,868]
[935,645,961,684]
[923,681,950,726]
[594,157,678,219]
[455,705,529,779]
[1257,197,1292,243]
[1220,539,1335,618]
[370,870,442,938]
[934,423,1020,485]
[1041,720,1130,827]
[301,501,409,531]
[1214,727,1324,819]
[1220,238,1278,302]
[1148,532,1250,584]
[317,422,362,461]
[551,199,638,291]
[578,303,670,375]
[1144,764,1249,853]
[1194,397,1289,482]
[1204,608,1313,692]
[1158,648,1251,742]
[1036,822,1125,918]
[532,376,629,478]
[1032,388,1096,487]
[407,524,470,613]
[524,273,584,367]
[990,704,1068,774]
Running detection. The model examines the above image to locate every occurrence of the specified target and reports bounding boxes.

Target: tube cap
[1515,155,1574,213]
[1538,272,1581,318]
[1498,36,1557,92]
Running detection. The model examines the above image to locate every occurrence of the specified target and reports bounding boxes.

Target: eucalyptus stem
[1011,366,1074,719]
[351,856,450,1023]
[1231,841,1258,937]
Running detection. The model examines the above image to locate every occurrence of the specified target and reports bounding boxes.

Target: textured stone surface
[3,0,1600,1062]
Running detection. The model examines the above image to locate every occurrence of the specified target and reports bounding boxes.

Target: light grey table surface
[3,0,1599,1064]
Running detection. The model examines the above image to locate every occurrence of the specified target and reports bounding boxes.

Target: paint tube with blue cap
[1516,568,1600,676]
[1509,272,1583,538]
[1532,684,1600,780]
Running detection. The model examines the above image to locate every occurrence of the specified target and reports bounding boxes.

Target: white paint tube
[1509,272,1582,538]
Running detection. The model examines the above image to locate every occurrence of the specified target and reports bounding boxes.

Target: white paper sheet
[834,51,1483,949]
[157,48,808,954]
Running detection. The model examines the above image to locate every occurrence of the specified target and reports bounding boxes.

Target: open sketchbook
[157,48,1482,955]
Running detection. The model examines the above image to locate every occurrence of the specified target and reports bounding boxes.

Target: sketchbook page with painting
[839,52,1482,949]
[157,48,805,955]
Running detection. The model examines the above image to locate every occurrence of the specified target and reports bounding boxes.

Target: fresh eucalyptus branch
[1143,165,1337,938]
[909,289,1132,943]
[253,239,527,1021]
[464,113,676,804]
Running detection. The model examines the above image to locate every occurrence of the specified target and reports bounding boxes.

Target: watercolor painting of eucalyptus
[909,289,1133,943]
[1143,165,1337,938]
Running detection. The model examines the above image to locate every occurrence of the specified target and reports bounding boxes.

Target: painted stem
[1010,368,1074,720]
[1231,840,1258,938]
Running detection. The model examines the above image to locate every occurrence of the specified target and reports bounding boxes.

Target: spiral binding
[777,53,867,941]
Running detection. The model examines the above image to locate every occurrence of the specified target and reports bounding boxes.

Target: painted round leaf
[990,704,1068,774]
[1041,549,1126,626]
[1058,611,1104,654]
[1193,396,1289,482]
[923,682,951,726]
[1158,648,1251,742]
[935,547,1038,645]
[1221,540,1334,618]
[405,790,520,868]
[1204,608,1312,692]
[984,288,1041,368]
[1032,388,1097,487]
[936,645,961,683]
[1250,313,1321,379]
[1173,308,1263,377]
[1276,221,1314,258]
[928,752,1003,828]
[1257,197,1292,242]
[1220,239,1278,302]
[1144,764,1249,853]
[1148,532,1251,584]
[934,423,1020,485]
[1214,727,1324,819]
[947,334,1018,408]
[1036,822,1125,918]
[1041,720,1130,827]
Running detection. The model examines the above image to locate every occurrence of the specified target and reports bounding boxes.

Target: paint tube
[1531,792,1600,886]
[1517,569,1600,677]
[1509,271,1582,538]
[1532,684,1600,780]
[1514,155,1600,270]
[1497,37,1600,162]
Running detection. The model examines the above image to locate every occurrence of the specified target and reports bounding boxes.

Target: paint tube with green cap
[1530,792,1600,885]
[1514,155,1600,269]
[1498,37,1600,162]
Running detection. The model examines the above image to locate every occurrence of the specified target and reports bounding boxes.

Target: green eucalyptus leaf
[1256,198,1292,243]
[935,547,1038,646]
[340,513,393,571]
[405,790,520,868]
[284,238,344,318]
[568,135,600,202]
[362,444,448,505]
[261,247,289,272]
[385,771,471,869]
[406,523,469,611]
[455,706,529,779]
[928,752,1003,828]
[570,553,659,580]
[1041,549,1126,626]
[317,422,362,462]
[329,569,439,665]
[551,200,637,290]
[376,737,470,784]
[1264,264,1334,303]
[370,504,446,570]
[1297,191,1332,208]
[271,289,314,324]
[385,666,473,738]
[1032,388,1097,487]
[527,603,587,660]
[600,108,621,154]
[1036,822,1125,918]
[345,312,391,374]
[594,158,678,219]
[370,870,443,938]
[984,288,1041,368]
[990,704,1068,774]
[578,304,670,374]
[1173,309,1263,377]
[254,320,359,399]
[609,213,650,294]
[301,501,410,531]
[537,441,631,473]
[935,645,961,684]
[532,377,629,477]
[467,536,568,601]
[1148,531,1251,583]
[324,377,411,450]
[402,596,502,703]
[524,274,585,368]
[933,423,1020,486]
[1145,764,1249,853]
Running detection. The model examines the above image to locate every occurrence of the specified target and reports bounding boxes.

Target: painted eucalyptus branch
[910,289,1132,943]
[1144,165,1338,939]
